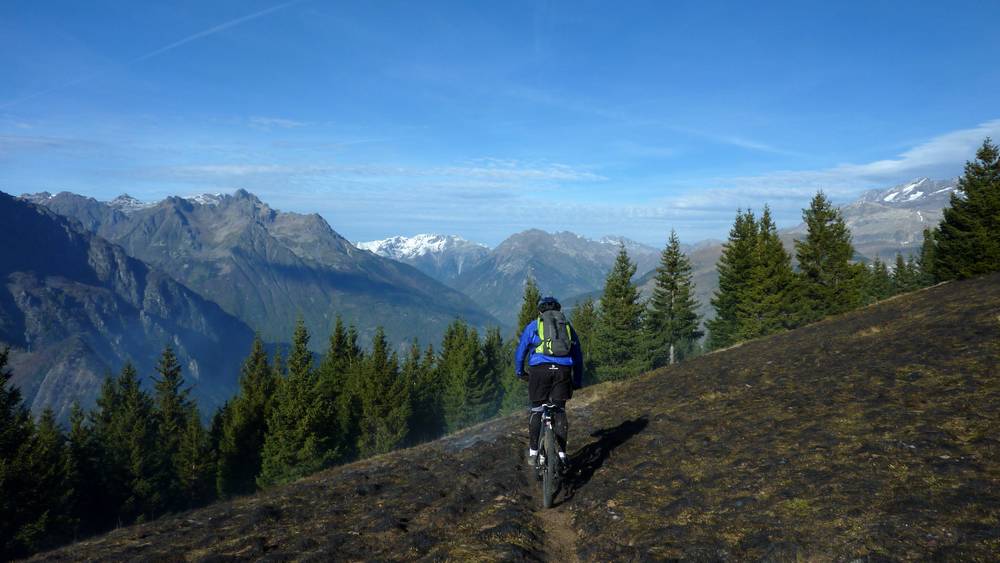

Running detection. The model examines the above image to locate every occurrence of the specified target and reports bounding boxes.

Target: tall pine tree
[794,192,863,323]
[569,297,598,384]
[934,138,1000,279]
[259,319,334,487]
[707,210,758,349]
[407,343,444,443]
[741,207,798,340]
[356,328,410,457]
[151,345,189,510]
[217,335,275,497]
[440,320,499,432]
[592,245,646,381]
[500,278,541,414]
[646,230,702,367]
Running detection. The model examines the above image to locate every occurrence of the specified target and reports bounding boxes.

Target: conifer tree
[480,327,506,415]
[113,363,165,522]
[592,245,646,380]
[794,192,863,323]
[440,320,497,432]
[646,230,702,366]
[741,207,799,340]
[515,277,542,335]
[259,319,335,487]
[333,324,365,460]
[356,327,410,457]
[217,335,275,497]
[569,297,598,383]
[314,317,354,462]
[500,278,541,413]
[151,345,189,509]
[864,257,894,303]
[24,409,75,548]
[407,343,444,442]
[66,402,99,537]
[176,404,214,508]
[0,347,46,558]
[707,210,758,349]
[891,253,918,294]
[918,228,938,286]
[934,138,1000,279]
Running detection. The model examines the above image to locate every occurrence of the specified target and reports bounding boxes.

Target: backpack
[535,310,572,357]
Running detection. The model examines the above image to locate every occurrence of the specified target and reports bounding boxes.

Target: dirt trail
[538,507,580,563]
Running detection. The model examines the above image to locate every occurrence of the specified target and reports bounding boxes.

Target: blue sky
[2,0,998,247]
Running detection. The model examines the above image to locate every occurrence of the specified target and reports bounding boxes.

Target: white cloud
[248,116,309,130]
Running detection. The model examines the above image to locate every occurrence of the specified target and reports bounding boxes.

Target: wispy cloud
[669,119,1000,211]
[248,116,310,130]
[0,0,305,109]
[0,134,94,156]
[135,159,606,183]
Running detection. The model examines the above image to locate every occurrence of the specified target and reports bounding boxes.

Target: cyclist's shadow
[559,417,649,504]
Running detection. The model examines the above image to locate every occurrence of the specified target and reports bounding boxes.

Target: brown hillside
[31,274,1000,562]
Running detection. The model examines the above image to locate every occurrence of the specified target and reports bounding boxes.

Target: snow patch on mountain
[108,194,156,213]
[357,234,488,259]
[185,193,225,206]
[870,177,958,206]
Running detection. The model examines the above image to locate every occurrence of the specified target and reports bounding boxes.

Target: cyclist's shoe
[526,448,538,465]
[558,452,570,475]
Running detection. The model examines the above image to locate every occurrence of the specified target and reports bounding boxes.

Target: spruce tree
[66,402,99,537]
[151,345,189,509]
[569,297,598,383]
[356,327,410,457]
[407,343,444,443]
[112,363,164,522]
[176,404,214,508]
[0,347,46,558]
[934,138,1000,279]
[865,257,894,303]
[646,230,702,367]
[500,279,541,414]
[440,320,498,432]
[314,317,353,462]
[891,253,918,294]
[23,409,75,549]
[707,210,758,349]
[741,207,799,340]
[794,192,863,323]
[259,319,334,487]
[918,228,938,286]
[592,245,646,381]
[217,335,275,497]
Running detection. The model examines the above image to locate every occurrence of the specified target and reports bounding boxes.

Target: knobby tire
[542,425,558,508]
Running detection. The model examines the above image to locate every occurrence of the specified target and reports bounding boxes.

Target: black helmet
[537,296,561,313]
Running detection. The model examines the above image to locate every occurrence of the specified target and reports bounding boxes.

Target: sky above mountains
[2,0,998,246]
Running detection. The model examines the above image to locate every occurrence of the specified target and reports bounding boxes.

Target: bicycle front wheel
[542,426,558,508]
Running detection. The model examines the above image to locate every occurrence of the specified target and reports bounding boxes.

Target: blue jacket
[515,319,584,387]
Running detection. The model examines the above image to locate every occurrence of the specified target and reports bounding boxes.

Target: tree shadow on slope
[561,417,649,504]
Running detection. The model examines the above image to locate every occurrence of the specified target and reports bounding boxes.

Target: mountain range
[23,190,499,349]
[360,177,956,324]
[0,192,254,420]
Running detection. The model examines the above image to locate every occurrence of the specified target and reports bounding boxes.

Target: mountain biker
[515,296,583,468]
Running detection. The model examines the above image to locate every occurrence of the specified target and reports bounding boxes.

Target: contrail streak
[0,0,305,110]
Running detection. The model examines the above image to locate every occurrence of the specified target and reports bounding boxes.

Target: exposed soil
[28,273,1000,562]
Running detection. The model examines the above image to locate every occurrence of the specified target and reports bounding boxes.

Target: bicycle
[530,402,564,508]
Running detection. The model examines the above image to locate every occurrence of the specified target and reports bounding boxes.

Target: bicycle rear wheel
[542,426,558,508]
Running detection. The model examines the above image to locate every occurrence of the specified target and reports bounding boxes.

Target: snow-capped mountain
[357,234,491,284]
[787,177,959,260]
[857,177,959,209]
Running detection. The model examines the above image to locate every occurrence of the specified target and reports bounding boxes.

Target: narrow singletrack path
[538,506,580,563]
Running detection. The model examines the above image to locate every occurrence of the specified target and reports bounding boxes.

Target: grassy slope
[30,274,1000,562]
